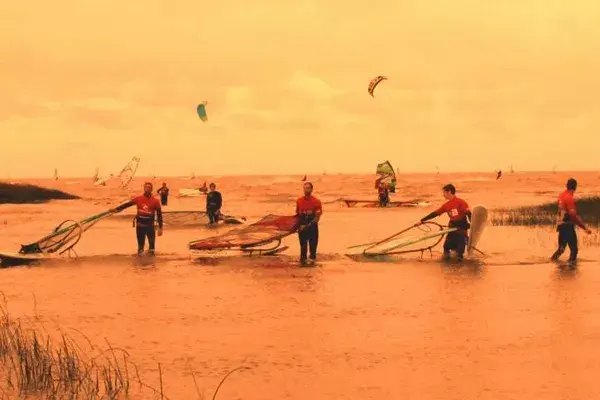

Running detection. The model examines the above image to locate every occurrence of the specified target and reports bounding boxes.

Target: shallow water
[1,172,599,399]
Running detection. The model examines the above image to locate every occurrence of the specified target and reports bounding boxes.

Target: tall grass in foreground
[0,303,246,399]
[490,196,600,247]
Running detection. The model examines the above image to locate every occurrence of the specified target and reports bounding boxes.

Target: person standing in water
[418,184,471,262]
[551,178,592,267]
[157,182,169,206]
[112,182,163,255]
[206,183,223,224]
[296,182,323,265]
[375,176,390,207]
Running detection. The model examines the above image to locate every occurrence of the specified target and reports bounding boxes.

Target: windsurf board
[467,205,488,256]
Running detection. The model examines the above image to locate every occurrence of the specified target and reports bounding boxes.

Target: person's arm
[314,201,323,224]
[566,201,588,230]
[110,199,135,213]
[156,203,163,229]
[420,204,445,223]
[216,193,223,209]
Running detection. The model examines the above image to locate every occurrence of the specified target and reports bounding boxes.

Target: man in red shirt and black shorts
[296,182,322,265]
[418,184,471,262]
[112,182,163,255]
[551,178,592,267]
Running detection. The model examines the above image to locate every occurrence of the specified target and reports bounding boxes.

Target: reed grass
[0,302,247,399]
[491,196,600,247]
[491,196,600,227]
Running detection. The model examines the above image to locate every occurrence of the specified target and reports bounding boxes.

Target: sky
[2,0,600,177]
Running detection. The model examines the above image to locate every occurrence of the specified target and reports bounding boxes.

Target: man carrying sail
[111,182,163,255]
[551,178,592,267]
[206,183,222,224]
[375,177,390,207]
[417,184,471,262]
[296,182,322,265]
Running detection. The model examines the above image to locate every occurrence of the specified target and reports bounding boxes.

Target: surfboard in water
[467,205,488,256]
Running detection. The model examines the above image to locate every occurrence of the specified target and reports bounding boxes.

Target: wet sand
[1,172,599,399]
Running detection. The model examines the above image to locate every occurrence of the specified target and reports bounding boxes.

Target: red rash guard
[557,190,586,229]
[116,195,163,228]
[296,195,322,224]
[435,197,470,223]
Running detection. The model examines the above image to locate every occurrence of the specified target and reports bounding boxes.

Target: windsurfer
[157,182,169,206]
[417,184,471,262]
[111,182,163,255]
[551,178,592,267]
[496,170,502,180]
[375,177,390,207]
[206,183,222,224]
[296,182,322,265]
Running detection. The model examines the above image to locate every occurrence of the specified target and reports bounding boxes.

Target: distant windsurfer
[417,184,471,262]
[206,183,222,224]
[157,182,169,206]
[296,182,322,265]
[551,178,592,267]
[375,177,390,207]
[111,182,163,255]
[496,170,502,180]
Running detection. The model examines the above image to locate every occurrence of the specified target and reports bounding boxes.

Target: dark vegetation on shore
[0,183,79,204]
[0,299,245,399]
[491,196,600,227]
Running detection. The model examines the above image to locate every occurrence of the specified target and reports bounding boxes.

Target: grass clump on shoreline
[0,183,79,204]
[0,305,160,399]
[491,196,600,228]
[0,301,249,399]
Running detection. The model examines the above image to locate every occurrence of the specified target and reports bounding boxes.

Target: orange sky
[2,0,600,177]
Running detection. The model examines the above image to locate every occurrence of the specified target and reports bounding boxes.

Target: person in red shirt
[417,184,471,262]
[375,177,390,207]
[551,178,592,266]
[295,182,323,265]
[112,182,163,255]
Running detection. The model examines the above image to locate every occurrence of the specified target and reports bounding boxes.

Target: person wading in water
[112,182,163,255]
[551,178,592,267]
[206,183,223,225]
[417,184,471,262]
[157,182,169,206]
[295,182,322,266]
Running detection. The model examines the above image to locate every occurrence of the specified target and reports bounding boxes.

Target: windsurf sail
[189,215,299,254]
[376,161,395,180]
[346,221,455,257]
[113,211,245,226]
[118,157,140,188]
[92,167,99,182]
[19,209,116,256]
[53,168,58,180]
[376,161,396,192]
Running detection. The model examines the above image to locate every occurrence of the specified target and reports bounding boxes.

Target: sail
[118,157,140,188]
[19,210,115,255]
[376,161,395,180]
[346,222,455,256]
[92,167,99,182]
[53,168,58,180]
[113,211,245,226]
[189,215,298,251]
